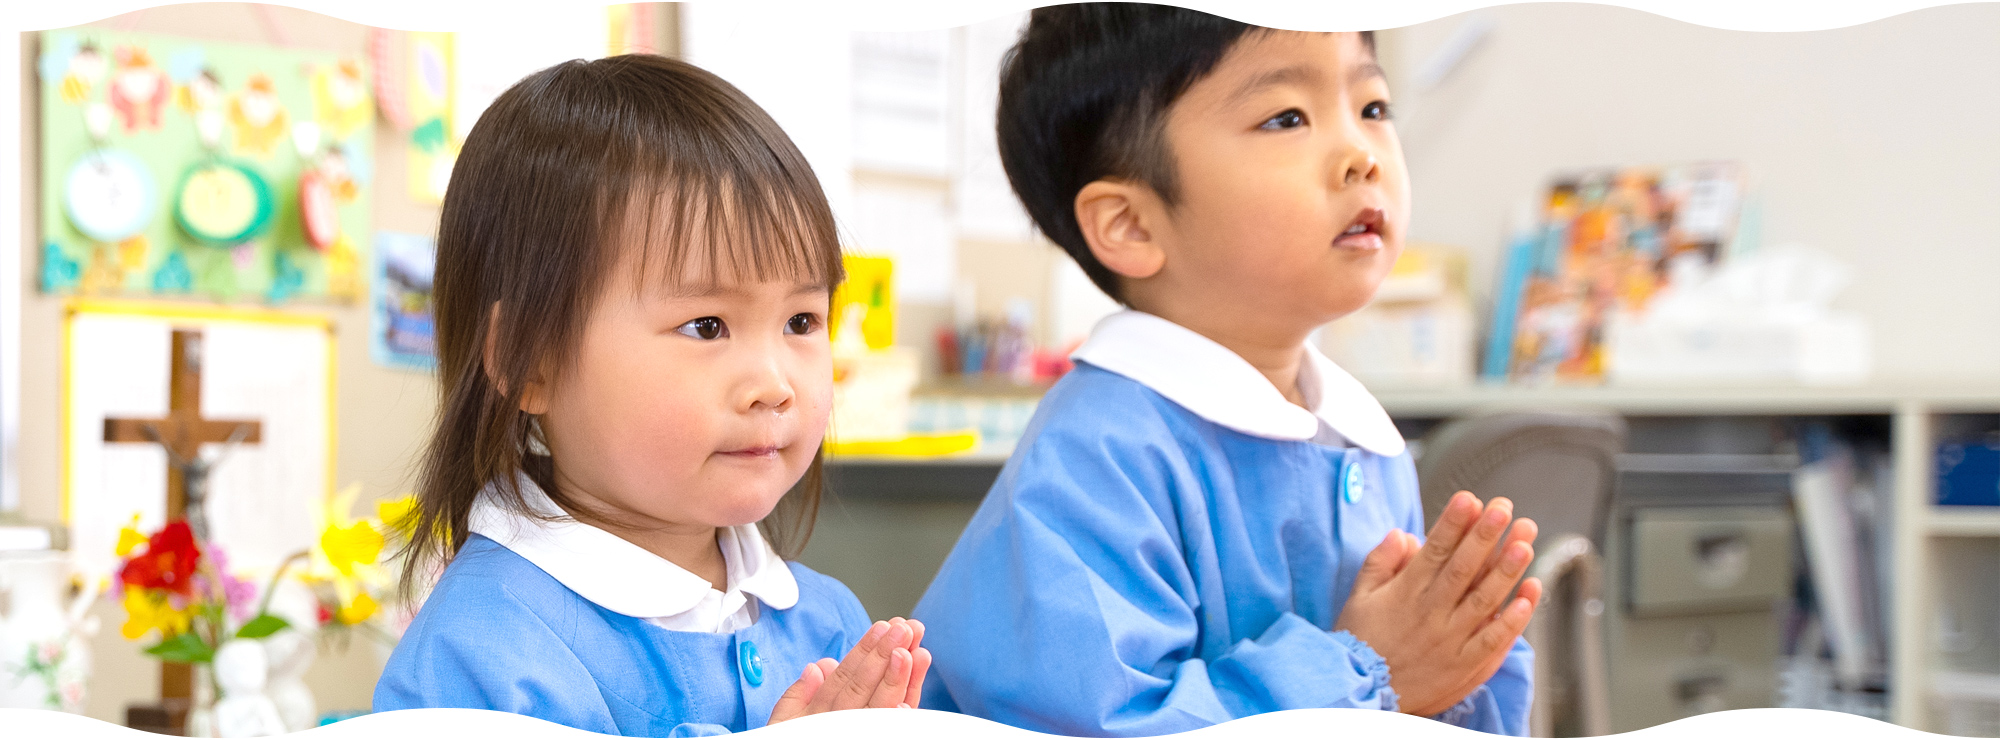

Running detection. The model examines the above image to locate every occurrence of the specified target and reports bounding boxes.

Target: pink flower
[37,641,62,665]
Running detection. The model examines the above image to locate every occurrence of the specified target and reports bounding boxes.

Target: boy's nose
[1339,152,1381,187]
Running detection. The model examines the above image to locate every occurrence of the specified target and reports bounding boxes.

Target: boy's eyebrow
[1223,64,1324,108]
[1221,61,1388,109]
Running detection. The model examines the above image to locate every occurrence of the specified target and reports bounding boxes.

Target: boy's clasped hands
[1335,492,1545,717]
[770,617,932,722]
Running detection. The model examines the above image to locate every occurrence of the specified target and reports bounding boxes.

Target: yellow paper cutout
[831,255,896,350]
[311,59,373,142]
[228,73,289,157]
[116,235,148,271]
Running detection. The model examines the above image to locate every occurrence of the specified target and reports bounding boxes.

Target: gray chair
[1415,410,1625,737]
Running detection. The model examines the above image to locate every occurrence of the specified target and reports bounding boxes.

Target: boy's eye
[675,316,728,340]
[785,313,821,336]
[1362,101,1393,121]
[1259,109,1306,130]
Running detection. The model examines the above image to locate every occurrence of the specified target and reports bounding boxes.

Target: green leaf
[143,632,214,664]
[235,614,291,639]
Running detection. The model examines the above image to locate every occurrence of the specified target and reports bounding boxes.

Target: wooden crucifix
[103,327,262,707]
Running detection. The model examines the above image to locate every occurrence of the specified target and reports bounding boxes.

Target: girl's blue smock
[911,361,1533,736]
[372,534,874,737]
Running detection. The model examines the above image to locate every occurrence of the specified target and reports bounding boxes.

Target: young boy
[911,5,1542,736]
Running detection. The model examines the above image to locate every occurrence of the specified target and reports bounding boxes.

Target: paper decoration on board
[39,30,374,303]
[63,149,156,243]
[371,232,437,371]
[1486,162,1745,383]
[405,32,456,204]
[62,301,334,580]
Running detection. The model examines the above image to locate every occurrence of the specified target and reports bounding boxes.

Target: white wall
[1386,3,2000,384]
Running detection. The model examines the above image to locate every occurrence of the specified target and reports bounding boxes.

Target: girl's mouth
[719,445,782,459]
[1334,208,1386,251]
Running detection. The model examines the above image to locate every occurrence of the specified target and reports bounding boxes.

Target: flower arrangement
[113,519,293,665]
[112,486,419,664]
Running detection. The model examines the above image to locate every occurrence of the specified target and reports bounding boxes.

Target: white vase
[0,550,98,712]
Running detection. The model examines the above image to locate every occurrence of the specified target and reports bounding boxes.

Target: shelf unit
[830,382,2000,731]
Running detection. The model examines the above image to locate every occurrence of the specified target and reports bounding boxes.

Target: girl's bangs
[614,163,845,295]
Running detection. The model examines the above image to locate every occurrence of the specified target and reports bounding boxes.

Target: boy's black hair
[996,4,1373,302]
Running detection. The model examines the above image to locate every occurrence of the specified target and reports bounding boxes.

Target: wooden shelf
[1930,507,2000,537]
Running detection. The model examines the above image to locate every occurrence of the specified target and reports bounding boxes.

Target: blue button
[738,641,764,687]
[1342,464,1365,504]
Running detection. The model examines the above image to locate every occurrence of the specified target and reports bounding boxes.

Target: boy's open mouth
[1334,208,1386,251]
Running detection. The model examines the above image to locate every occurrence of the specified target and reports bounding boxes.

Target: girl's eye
[1362,100,1393,121]
[785,313,821,336]
[675,316,728,340]
[1259,109,1306,130]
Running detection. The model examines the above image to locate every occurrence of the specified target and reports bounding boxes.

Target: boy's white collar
[467,472,799,620]
[1070,310,1407,457]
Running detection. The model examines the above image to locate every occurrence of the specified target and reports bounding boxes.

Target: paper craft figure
[311,59,372,142]
[228,74,289,157]
[109,46,170,133]
[176,68,223,115]
[61,42,107,105]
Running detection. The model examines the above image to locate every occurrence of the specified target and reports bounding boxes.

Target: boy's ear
[1074,179,1167,280]
[484,302,551,415]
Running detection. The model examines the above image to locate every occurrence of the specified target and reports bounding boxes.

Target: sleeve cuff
[1330,629,1398,712]
[1428,692,1481,726]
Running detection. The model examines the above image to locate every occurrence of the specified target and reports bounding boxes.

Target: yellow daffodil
[375,495,417,535]
[336,592,378,625]
[115,514,148,557]
[305,483,394,627]
[120,589,191,640]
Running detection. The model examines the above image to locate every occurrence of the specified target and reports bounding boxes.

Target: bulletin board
[38,30,374,304]
[62,300,335,578]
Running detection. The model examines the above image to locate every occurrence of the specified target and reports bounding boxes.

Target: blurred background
[4,3,2000,736]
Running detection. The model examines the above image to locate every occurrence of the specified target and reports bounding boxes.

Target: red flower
[118,521,202,597]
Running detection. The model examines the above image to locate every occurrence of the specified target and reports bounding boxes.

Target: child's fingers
[1425,497,1514,603]
[904,647,932,709]
[866,647,913,708]
[1352,529,1412,592]
[1465,592,1536,663]
[1405,492,1482,582]
[807,622,889,713]
[822,620,910,711]
[769,662,826,724]
[906,619,926,651]
[1452,540,1534,629]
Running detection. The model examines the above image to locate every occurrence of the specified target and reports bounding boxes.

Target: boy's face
[1140,31,1407,340]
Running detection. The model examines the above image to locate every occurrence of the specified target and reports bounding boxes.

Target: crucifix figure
[103,327,262,707]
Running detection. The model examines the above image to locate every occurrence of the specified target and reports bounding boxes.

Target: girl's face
[527,245,833,535]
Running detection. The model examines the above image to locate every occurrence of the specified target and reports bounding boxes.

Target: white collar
[467,472,799,620]
[1070,310,1406,457]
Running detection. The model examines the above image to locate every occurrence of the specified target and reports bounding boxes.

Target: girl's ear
[484,302,551,414]
[1074,179,1167,280]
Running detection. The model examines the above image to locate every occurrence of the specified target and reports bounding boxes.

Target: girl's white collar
[467,471,800,621]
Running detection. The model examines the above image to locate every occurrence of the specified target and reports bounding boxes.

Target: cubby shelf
[1930,507,2000,537]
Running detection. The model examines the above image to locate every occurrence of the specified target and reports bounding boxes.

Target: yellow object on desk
[825,431,980,457]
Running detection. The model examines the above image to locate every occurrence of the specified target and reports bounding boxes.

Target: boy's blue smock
[911,311,1532,736]
[373,534,874,737]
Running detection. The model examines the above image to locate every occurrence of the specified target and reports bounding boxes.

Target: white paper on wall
[64,310,331,579]
[852,30,950,176]
[954,13,1038,243]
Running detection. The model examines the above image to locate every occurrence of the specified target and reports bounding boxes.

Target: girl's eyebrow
[658,282,829,299]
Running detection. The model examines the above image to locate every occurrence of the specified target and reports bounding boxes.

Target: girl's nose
[737,350,796,414]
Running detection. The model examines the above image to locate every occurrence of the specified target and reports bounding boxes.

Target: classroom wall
[16,5,440,721]
[1384,3,2000,385]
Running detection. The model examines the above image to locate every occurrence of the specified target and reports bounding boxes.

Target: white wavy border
[0,0,1978,34]
[0,705,1945,739]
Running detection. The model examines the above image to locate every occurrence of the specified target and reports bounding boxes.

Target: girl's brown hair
[399,54,844,597]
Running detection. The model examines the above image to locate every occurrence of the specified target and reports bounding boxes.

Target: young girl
[372,54,932,736]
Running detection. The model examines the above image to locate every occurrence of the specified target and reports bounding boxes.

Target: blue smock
[373,534,873,737]
[911,361,1533,736]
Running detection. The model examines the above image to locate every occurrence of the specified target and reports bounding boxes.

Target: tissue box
[1604,313,1870,387]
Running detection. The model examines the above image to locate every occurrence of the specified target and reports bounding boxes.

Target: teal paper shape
[151,250,193,293]
[268,249,304,303]
[41,242,79,291]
